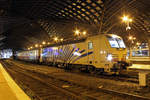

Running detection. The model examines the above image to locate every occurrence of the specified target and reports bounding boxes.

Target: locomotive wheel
[87,66,95,74]
[89,69,96,74]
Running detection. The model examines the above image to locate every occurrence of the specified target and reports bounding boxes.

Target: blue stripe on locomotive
[42,45,93,64]
[72,51,93,63]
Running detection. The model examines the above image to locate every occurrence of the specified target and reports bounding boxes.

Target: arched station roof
[0,0,149,50]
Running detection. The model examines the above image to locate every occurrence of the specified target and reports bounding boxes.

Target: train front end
[105,34,129,73]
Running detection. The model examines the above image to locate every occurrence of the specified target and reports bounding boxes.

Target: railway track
[2,61,88,100]
[9,60,139,84]
[1,60,150,100]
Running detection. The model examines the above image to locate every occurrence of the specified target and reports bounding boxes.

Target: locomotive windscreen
[116,38,126,48]
[107,37,119,48]
[107,35,126,48]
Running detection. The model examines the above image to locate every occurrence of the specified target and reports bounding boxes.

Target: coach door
[87,41,94,65]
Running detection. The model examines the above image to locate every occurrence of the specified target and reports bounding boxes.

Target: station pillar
[138,71,148,87]
[39,48,43,63]
[129,48,132,59]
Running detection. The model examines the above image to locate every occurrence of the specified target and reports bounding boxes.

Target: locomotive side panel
[92,35,109,69]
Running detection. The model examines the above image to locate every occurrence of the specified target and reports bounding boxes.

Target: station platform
[0,63,31,100]
[129,57,150,64]
[129,64,150,87]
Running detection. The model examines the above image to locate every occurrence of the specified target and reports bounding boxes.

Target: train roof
[105,34,122,39]
[43,38,86,48]
[19,34,123,52]
[44,34,123,48]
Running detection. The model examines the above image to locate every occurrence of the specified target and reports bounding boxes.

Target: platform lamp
[74,30,80,37]
[122,15,133,30]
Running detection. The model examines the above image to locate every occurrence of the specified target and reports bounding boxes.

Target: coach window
[88,42,93,49]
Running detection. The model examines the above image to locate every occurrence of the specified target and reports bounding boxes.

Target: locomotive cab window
[107,35,126,48]
[107,37,119,48]
[88,42,93,49]
[116,38,126,48]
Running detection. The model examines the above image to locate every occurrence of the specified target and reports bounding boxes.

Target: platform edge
[0,63,31,100]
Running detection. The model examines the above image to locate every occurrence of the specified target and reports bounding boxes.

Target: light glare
[35,44,38,47]
[122,16,128,22]
[107,54,112,61]
[54,37,58,41]
[60,38,63,41]
[129,36,133,40]
[75,30,80,35]
[42,41,46,45]
[112,35,118,38]
[83,31,86,35]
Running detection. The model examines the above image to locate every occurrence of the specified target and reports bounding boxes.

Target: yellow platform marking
[0,63,31,100]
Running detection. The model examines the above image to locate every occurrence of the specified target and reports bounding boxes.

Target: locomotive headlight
[107,54,112,61]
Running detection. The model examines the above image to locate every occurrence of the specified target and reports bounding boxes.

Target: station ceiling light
[122,15,133,23]
[83,31,86,35]
[122,16,128,22]
[42,41,46,45]
[35,44,38,47]
[54,37,58,41]
[129,36,133,40]
[75,30,80,35]
[133,37,136,40]
[60,38,63,41]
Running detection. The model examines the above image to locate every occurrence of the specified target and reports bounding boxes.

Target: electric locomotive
[16,34,129,73]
